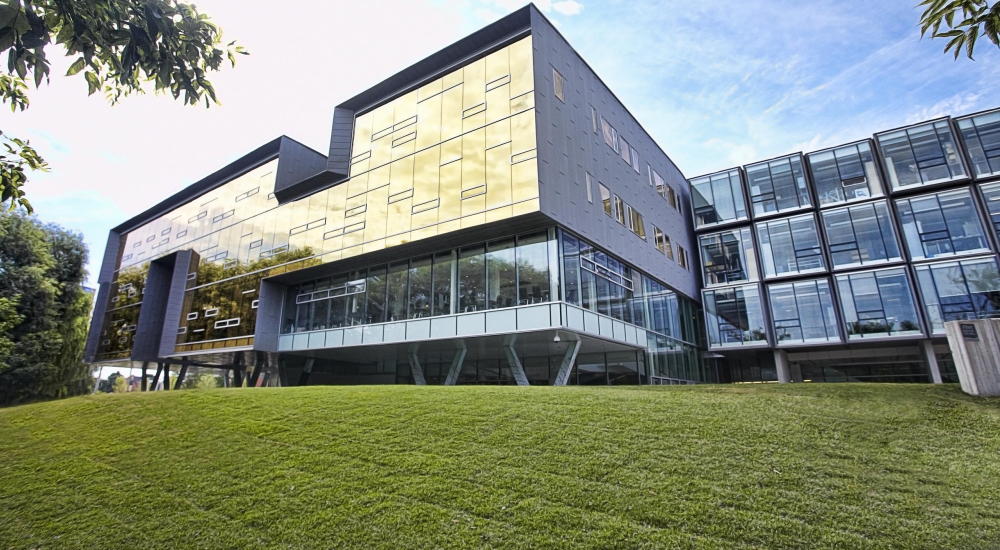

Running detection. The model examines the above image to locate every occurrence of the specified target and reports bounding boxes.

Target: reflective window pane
[386,261,409,322]
[703,284,768,348]
[916,257,1000,334]
[807,141,884,206]
[957,110,1000,178]
[877,120,966,191]
[768,278,839,345]
[486,239,516,309]
[821,200,902,269]
[365,267,387,324]
[895,188,990,261]
[458,245,486,312]
[408,256,432,319]
[980,182,1000,241]
[745,154,811,217]
[756,213,826,278]
[835,268,922,339]
[516,232,550,305]
[432,252,453,317]
[699,227,758,286]
[691,169,748,228]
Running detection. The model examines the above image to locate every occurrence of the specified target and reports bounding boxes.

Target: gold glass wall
[95,35,539,360]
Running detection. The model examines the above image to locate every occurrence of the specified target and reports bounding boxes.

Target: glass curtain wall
[755,213,826,278]
[279,230,555,334]
[703,284,768,348]
[978,182,1000,240]
[821,201,902,269]
[835,268,922,340]
[767,278,840,345]
[745,154,812,217]
[915,257,1000,334]
[699,228,758,286]
[807,141,884,206]
[956,110,1000,179]
[877,120,966,191]
[895,188,990,261]
[691,169,748,228]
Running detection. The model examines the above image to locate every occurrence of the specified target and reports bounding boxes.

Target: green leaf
[65,56,84,76]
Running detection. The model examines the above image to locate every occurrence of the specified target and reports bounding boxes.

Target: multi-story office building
[695,108,1000,383]
[84,6,709,388]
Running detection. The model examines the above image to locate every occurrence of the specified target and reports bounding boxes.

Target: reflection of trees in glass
[956,264,1000,316]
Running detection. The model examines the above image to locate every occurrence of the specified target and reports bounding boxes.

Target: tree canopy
[920,0,1000,59]
[0,0,246,213]
[0,213,93,406]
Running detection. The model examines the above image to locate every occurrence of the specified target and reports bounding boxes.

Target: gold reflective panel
[106,36,538,358]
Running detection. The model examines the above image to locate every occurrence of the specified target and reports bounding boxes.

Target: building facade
[85,6,708,388]
[694,108,1000,383]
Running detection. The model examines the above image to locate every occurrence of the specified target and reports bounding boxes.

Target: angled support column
[444,346,467,386]
[162,363,171,390]
[502,336,530,386]
[173,362,189,390]
[232,352,246,388]
[140,362,149,392]
[408,345,426,385]
[920,340,943,384]
[298,357,314,386]
[553,337,582,386]
[150,362,164,391]
[249,351,267,387]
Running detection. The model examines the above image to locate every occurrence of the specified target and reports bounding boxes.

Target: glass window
[980,182,1000,240]
[562,232,581,305]
[516,232,550,305]
[347,270,367,326]
[768,278,839,345]
[620,136,631,165]
[699,228,758,286]
[877,120,966,190]
[677,246,688,270]
[386,261,409,322]
[585,172,593,203]
[653,169,665,196]
[836,268,922,340]
[627,205,646,239]
[630,147,640,173]
[957,110,1000,179]
[821,201,902,269]
[458,245,486,313]
[691,169,748,228]
[432,252,453,317]
[745,154,811,217]
[756,213,826,278]
[552,68,565,102]
[666,186,677,209]
[653,226,666,255]
[486,238,516,309]
[916,257,1000,335]
[365,267,387,324]
[601,117,619,152]
[407,256,432,319]
[614,195,626,225]
[807,141,884,206]
[599,183,612,217]
[703,284,768,348]
[896,188,990,261]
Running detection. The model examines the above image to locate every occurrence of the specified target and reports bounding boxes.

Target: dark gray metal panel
[158,250,197,359]
[253,279,287,353]
[132,254,176,362]
[84,230,121,362]
[273,137,331,203]
[327,108,354,176]
[528,12,699,300]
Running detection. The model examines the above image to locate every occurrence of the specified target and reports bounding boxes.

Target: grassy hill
[1,384,999,549]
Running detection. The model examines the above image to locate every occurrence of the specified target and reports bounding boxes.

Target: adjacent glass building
[694,108,1000,384]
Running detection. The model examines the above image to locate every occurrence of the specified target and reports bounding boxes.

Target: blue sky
[7,0,999,285]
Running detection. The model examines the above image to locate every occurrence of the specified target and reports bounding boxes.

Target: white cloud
[906,91,983,124]
[553,1,584,15]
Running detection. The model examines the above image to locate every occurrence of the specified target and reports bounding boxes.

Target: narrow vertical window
[614,195,626,225]
[553,68,565,102]
[620,136,630,165]
[653,226,665,254]
[631,148,640,173]
[600,184,612,216]
[667,186,677,209]
[591,106,598,134]
[664,234,674,260]
[586,172,594,203]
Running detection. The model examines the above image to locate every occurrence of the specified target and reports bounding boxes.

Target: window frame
[821,200,903,271]
[895,187,991,262]
[834,267,924,341]
[806,140,885,208]
[702,284,769,349]
[767,277,841,346]
[755,213,827,279]
[915,255,1000,335]
[690,168,749,229]
[698,227,759,287]
[552,68,565,102]
[745,153,812,219]
[875,118,968,192]
[956,109,1000,180]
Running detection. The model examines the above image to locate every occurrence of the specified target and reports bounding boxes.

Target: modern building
[84,5,708,388]
[695,107,1000,383]
[84,4,1000,388]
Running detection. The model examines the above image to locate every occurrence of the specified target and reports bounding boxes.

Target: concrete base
[944,320,1000,397]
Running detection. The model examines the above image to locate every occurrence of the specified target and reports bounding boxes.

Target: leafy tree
[181,372,219,390]
[0,213,93,406]
[920,0,1000,60]
[0,0,246,212]
[111,371,128,393]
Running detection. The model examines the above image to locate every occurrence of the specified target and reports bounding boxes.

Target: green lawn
[1,384,999,549]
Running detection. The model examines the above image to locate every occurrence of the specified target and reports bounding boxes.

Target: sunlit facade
[85,6,706,388]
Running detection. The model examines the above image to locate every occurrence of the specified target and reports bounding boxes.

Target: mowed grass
[1,384,999,549]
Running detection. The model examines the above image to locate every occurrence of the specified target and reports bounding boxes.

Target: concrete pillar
[774,349,791,383]
[553,338,582,386]
[920,340,943,384]
[407,350,426,385]
[945,319,1000,396]
[443,347,467,386]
